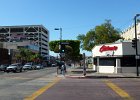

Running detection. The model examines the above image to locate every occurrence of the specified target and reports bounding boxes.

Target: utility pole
[134,14,140,76]
[54,28,62,61]
[54,28,63,75]
[83,53,86,76]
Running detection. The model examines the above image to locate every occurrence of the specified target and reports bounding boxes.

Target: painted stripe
[105,80,133,100]
[24,78,61,100]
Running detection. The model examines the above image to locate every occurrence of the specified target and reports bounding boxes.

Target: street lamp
[134,14,140,76]
[54,28,62,41]
[54,28,62,59]
[54,28,63,75]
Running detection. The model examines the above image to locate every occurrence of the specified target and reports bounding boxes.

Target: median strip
[105,80,133,100]
[24,77,61,100]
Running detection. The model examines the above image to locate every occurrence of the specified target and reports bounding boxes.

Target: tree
[77,20,121,51]
[15,48,43,64]
[76,34,86,50]
[49,40,81,62]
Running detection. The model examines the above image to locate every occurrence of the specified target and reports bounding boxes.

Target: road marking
[24,77,61,100]
[105,80,133,100]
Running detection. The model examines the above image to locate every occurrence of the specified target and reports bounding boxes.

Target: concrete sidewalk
[64,66,140,78]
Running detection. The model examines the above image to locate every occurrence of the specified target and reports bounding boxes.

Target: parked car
[52,63,56,67]
[36,64,43,69]
[0,64,9,72]
[6,63,23,73]
[23,63,33,70]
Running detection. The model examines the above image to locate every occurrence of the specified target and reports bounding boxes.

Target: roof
[0,25,49,33]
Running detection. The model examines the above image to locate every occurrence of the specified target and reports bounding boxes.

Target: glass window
[99,58,115,66]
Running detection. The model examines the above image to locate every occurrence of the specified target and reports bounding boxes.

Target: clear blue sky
[0,0,140,56]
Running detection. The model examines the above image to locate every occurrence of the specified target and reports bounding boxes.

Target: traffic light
[60,44,65,53]
[132,38,137,48]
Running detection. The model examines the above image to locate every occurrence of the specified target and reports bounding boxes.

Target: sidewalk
[65,66,140,78]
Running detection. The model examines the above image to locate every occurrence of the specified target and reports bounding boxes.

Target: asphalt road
[0,67,57,100]
[1,67,140,100]
[35,77,140,100]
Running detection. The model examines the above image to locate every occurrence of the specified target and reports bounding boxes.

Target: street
[35,77,140,100]
[0,67,57,100]
[0,67,140,100]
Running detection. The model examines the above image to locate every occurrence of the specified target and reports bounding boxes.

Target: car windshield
[9,65,17,67]
[11,64,18,66]
[0,65,5,67]
[25,63,32,65]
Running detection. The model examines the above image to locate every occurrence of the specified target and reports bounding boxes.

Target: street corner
[56,74,66,79]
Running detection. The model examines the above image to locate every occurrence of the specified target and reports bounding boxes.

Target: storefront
[92,42,140,73]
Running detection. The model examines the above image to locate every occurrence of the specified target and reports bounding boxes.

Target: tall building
[121,22,140,40]
[0,25,49,56]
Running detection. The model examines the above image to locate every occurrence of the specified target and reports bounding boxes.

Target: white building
[121,22,140,40]
[92,42,140,73]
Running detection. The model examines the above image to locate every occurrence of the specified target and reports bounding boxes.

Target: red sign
[99,45,118,53]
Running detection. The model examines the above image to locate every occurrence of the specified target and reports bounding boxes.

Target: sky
[0,0,140,56]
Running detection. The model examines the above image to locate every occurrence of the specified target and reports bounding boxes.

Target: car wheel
[20,69,22,72]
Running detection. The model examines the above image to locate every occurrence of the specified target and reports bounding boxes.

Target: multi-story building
[0,25,49,56]
[121,22,140,40]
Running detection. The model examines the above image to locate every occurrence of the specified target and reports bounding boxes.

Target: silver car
[36,64,43,69]
[6,63,23,73]
[23,63,33,70]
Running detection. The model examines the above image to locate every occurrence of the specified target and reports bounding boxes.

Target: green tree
[49,40,81,62]
[77,34,86,50]
[15,48,43,63]
[77,20,121,51]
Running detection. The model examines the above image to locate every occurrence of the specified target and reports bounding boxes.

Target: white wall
[98,66,115,73]
[92,42,140,57]
[92,43,123,57]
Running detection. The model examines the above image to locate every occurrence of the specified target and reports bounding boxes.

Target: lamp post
[54,28,62,41]
[8,30,11,65]
[54,28,62,75]
[134,14,140,76]
[54,28,62,60]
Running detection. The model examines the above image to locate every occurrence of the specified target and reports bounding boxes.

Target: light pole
[54,28,62,60]
[54,28,62,75]
[134,14,140,76]
[83,53,86,76]
[54,28,62,41]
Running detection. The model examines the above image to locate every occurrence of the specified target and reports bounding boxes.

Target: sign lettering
[99,45,118,53]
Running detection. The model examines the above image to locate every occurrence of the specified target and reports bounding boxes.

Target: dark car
[6,63,23,73]
[0,64,9,72]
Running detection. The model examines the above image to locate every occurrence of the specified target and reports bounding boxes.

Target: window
[99,58,115,66]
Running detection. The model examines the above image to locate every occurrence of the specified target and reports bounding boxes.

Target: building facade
[121,22,140,40]
[0,25,49,56]
[92,42,140,73]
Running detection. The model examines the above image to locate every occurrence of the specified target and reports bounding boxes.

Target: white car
[36,64,43,69]
[23,62,36,70]
[6,63,23,73]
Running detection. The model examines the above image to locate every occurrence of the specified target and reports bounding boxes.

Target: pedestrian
[61,63,66,74]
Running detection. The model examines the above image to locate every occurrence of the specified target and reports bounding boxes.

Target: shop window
[99,58,115,66]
